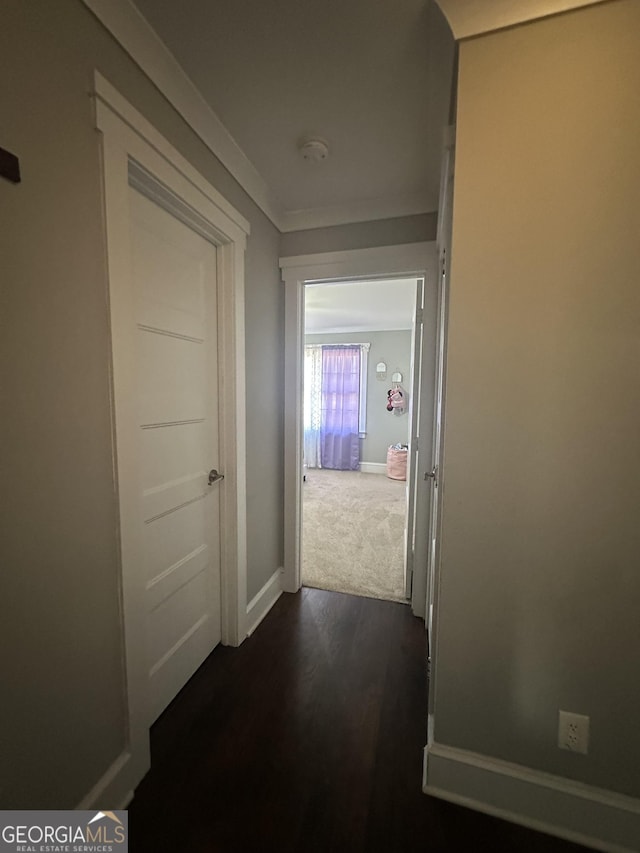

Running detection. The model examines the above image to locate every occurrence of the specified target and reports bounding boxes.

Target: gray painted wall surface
[305,331,412,464]
[1,0,282,808]
[280,213,436,258]
[435,0,640,799]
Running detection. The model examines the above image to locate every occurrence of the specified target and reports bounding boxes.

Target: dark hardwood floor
[129,587,588,852]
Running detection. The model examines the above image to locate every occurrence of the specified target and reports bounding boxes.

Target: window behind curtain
[304,344,369,471]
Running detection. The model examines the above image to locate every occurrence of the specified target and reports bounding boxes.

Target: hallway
[129,588,587,852]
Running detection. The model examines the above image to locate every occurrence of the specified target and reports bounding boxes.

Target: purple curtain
[320,346,361,470]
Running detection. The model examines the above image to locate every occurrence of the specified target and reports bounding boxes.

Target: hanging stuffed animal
[387,386,406,415]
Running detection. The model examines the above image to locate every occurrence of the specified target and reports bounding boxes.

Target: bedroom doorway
[280,241,439,619]
[302,278,417,603]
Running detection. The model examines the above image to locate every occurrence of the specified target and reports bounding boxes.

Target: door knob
[424,466,438,482]
[208,469,224,485]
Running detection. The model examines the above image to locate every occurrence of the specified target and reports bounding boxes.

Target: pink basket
[386,447,407,481]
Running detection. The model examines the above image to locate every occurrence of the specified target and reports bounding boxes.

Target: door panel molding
[94,72,248,807]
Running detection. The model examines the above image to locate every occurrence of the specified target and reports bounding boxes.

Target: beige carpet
[302,469,408,603]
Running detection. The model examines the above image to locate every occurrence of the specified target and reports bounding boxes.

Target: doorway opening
[302,277,418,603]
[280,241,438,620]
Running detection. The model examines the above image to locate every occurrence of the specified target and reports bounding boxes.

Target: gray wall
[435,0,640,799]
[280,213,436,257]
[1,0,282,808]
[305,331,413,464]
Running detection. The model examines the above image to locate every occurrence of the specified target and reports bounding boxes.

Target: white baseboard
[246,567,283,637]
[76,751,133,810]
[359,462,387,475]
[76,570,284,811]
[423,742,640,853]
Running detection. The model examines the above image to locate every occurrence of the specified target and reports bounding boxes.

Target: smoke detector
[299,138,329,163]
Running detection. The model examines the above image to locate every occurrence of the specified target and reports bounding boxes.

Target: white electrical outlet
[558,710,590,754]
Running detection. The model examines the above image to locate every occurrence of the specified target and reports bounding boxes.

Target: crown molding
[94,72,251,237]
[436,0,610,40]
[82,0,440,234]
[81,0,285,229]
[279,192,436,233]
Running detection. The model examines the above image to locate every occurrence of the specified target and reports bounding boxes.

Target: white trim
[304,340,372,349]
[436,0,609,41]
[81,0,443,231]
[308,324,414,335]
[93,74,248,806]
[94,73,250,237]
[83,0,281,228]
[358,344,369,436]
[280,243,434,277]
[359,462,387,475]
[423,743,640,853]
[245,568,284,637]
[119,791,135,809]
[280,242,437,599]
[279,193,435,233]
[76,752,132,810]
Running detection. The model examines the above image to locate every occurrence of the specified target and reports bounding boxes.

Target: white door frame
[94,72,249,804]
[279,242,437,614]
[427,127,456,727]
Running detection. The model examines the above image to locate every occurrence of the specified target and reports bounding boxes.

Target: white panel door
[405,278,424,599]
[129,187,221,723]
[427,132,455,715]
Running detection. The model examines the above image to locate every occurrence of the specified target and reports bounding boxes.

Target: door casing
[427,126,456,729]
[279,242,438,617]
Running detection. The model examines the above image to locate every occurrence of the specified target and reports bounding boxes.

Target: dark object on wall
[0,146,21,183]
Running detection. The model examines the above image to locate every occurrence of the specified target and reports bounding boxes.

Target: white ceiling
[85,0,598,231]
[123,0,455,229]
[305,278,417,335]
